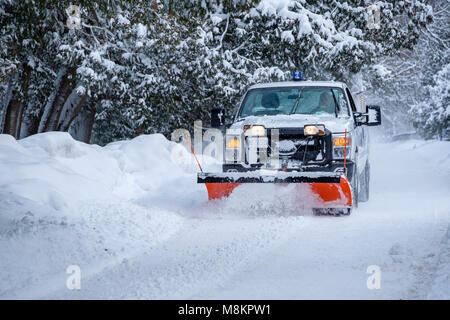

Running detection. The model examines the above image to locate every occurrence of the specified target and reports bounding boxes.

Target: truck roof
[249,81,347,90]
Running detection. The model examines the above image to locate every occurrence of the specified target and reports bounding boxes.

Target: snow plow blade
[198,172,341,184]
[198,172,352,207]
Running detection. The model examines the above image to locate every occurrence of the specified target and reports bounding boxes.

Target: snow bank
[0,132,212,212]
[0,132,213,298]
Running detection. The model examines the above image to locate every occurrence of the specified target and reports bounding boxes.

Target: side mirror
[366,105,381,126]
[353,105,381,126]
[211,108,225,128]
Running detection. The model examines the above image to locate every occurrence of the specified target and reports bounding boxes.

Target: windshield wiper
[330,89,340,118]
[289,89,303,114]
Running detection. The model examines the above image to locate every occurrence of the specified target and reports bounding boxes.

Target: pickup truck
[198,73,381,215]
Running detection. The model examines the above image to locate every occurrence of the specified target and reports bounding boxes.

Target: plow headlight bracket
[304,125,326,136]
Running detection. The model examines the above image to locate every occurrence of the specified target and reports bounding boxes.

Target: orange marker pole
[185,134,203,172]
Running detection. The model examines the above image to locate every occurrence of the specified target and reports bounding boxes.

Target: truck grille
[267,128,332,164]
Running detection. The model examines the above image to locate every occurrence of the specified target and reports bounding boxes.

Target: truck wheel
[359,163,370,202]
[312,208,351,216]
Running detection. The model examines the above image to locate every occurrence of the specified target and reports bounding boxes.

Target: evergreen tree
[0,0,436,144]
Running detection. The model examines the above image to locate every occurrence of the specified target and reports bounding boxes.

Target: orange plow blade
[199,172,352,208]
[205,183,241,200]
[308,175,352,207]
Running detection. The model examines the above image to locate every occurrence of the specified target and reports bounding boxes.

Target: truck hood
[230,114,353,134]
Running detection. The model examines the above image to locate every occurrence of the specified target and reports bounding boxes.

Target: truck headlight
[244,125,266,136]
[304,125,325,136]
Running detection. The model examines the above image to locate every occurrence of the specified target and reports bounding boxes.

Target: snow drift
[0,132,208,298]
[0,132,207,209]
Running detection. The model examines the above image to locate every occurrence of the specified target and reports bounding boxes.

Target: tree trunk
[19,113,40,138]
[39,66,76,133]
[2,66,32,138]
[84,102,96,144]
[58,90,88,132]
[3,98,21,137]
[68,101,96,144]
[0,73,17,134]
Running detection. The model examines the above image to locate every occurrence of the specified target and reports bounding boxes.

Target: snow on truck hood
[230,114,353,134]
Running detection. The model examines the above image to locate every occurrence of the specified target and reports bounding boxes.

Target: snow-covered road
[198,142,450,299]
[0,133,449,299]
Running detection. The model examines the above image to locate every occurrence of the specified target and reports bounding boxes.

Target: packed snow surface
[0,132,449,299]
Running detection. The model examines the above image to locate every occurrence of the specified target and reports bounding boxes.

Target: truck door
[345,87,367,176]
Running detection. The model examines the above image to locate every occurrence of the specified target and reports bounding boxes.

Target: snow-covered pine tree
[360,0,448,138]
[0,0,114,139]
[0,0,435,144]
[0,0,194,142]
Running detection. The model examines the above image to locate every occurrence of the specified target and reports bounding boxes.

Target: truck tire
[341,208,352,215]
[359,163,370,202]
[312,208,351,216]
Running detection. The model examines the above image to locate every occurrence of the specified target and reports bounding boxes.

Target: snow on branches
[0,0,436,144]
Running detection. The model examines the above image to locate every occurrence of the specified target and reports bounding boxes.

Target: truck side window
[332,88,350,117]
[345,88,357,112]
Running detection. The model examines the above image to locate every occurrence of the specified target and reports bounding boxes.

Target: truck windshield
[238,87,349,118]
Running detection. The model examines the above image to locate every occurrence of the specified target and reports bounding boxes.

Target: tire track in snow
[426,221,450,299]
[49,215,307,299]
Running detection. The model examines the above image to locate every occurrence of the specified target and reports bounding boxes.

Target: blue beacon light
[293,71,302,81]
